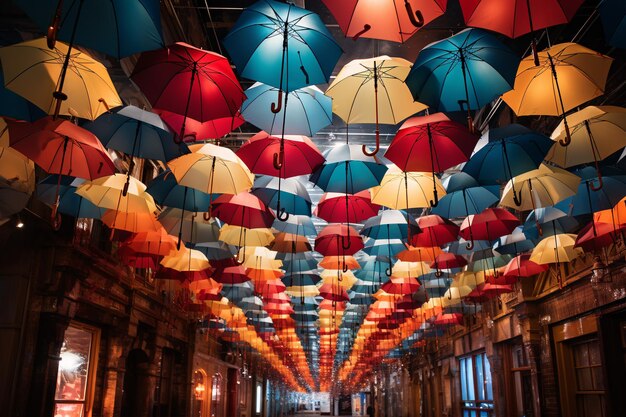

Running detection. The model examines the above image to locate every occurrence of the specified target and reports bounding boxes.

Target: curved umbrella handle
[362,131,380,156]
[536,220,543,237]
[276,207,290,222]
[404,1,424,27]
[203,211,211,221]
[430,188,439,208]
[559,120,572,147]
[47,0,63,49]
[352,24,371,40]
[343,263,350,273]
[590,171,604,192]
[341,235,352,250]
[465,240,474,251]
[385,266,392,277]
[512,189,523,207]
[273,151,284,170]
[98,98,112,113]
[235,251,246,265]
[122,174,131,197]
[434,269,443,278]
[271,90,283,114]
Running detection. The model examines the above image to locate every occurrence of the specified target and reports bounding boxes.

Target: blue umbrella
[191,242,236,261]
[310,144,388,194]
[446,239,491,255]
[600,0,626,49]
[0,69,45,121]
[362,238,405,258]
[223,0,342,97]
[361,210,419,240]
[569,166,626,216]
[37,175,103,219]
[282,252,319,273]
[432,172,499,218]
[282,273,322,287]
[147,170,217,212]
[241,83,332,136]
[85,105,186,163]
[462,124,553,206]
[272,215,317,236]
[523,203,580,239]
[406,28,519,129]
[15,0,164,58]
[252,175,312,216]
[493,226,535,255]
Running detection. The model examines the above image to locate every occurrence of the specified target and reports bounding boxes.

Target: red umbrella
[214,265,250,284]
[430,252,468,271]
[575,221,625,251]
[212,192,275,229]
[154,109,244,141]
[264,302,295,315]
[501,254,548,280]
[385,113,479,206]
[460,208,520,249]
[156,267,213,283]
[258,279,287,297]
[7,117,115,218]
[314,190,380,223]
[459,0,584,64]
[118,246,159,269]
[432,312,463,326]
[321,0,447,43]
[315,224,364,256]
[131,43,245,141]
[318,283,350,302]
[412,215,460,247]
[123,228,177,256]
[380,276,420,295]
[236,131,325,178]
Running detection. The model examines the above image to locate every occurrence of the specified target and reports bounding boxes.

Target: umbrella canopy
[212,192,275,229]
[160,246,211,272]
[459,0,584,39]
[85,105,187,162]
[310,144,388,194]
[371,167,446,210]
[101,210,161,233]
[406,28,519,125]
[460,208,520,244]
[272,215,317,237]
[131,43,245,139]
[0,38,122,120]
[569,167,626,216]
[154,109,244,141]
[123,228,176,256]
[0,70,46,122]
[241,83,332,136]
[223,0,342,93]
[326,55,427,155]
[530,233,582,265]
[314,191,380,224]
[432,172,499,218]
[501,164,580,210]
[321,0,447,43]
[492,226,536,255]
[146,170,217,212]
[575,221,625,251]
[37,176,104,219]
[158,208,221,244]
[502,254,548,280]
[252,176,312,216]
[219,225,275,248]
[361,210,420,241]
[412,215,460,247]
[430,253,467,271]
[168,143,254,196]
[315,224,364,256]
[523,204,579,238]
[14,0,164,58]
[76,174,157,214]
[271,233,312,253]
[237,131,324,178]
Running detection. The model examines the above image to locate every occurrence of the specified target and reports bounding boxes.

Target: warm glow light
[59,351,84,372]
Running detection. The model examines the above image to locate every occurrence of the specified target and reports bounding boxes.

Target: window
[572,339,606,417]
[510,344,534,417]
[460,352,494,417]
[211,373,222,417]
[53,323,100,417]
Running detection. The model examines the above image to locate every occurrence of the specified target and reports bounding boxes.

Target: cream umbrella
[326,56,427,155]
[76,174,157,214]
[218,224,275,248]
[501,164,580,211]
[160,247,211,272]
[370,166,446,209]
[530,233,583,286]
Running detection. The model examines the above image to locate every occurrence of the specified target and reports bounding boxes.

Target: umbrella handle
[362,130,380,156]
[457,100,474,133]
[271,90,283,114]
[47,0,63,49]
[434,269,443,278]
[430,188,439,208]
[343,263,349,273]
[341,235,352,250]
[276,207,290,222]
[273,151,283,170]
[98,98,111,113]
[512,189,523,207]
[404,1,424,27]
[352,24,371,41]
[203,211,211,221]
[385,266,392,277]
[465,240,474,250]
[590,174,603,192]
[536,220,543,237]
[531,39,540,67]
[559,120,572,147]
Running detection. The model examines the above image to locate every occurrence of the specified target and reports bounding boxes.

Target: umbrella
[76,174,157,214]
[241,83,332,136]
[212,192,275,229]
[385,113,479,206]
[370,167,446,210]
[502,254,548,280]
[547,106,626,189]
[154,109,244,142]
[0,138,35,220]
[160,246,211,272]
[326,56,428,155]
[252,176,312,217]
[146,170,217,213]
[223,0,341,95]
[123,228,176,257]
[501,164,580,211]
[523,203,579,238]
[406,28,520,130]
[412,215,460,247]
[459,0,584,64]
[460,208,520,249]
[0,38,122,120]
[361,210,420,241]
[315,224,364,257]
[502,43,613,146]
[101,210,160,233]
[310,144,388,194]
[320,0,447,43]
[314,191,380,224]
[37,176,104,219]
[131,43,245,141]
[158,208,221,244]
[271,233,311,253]
[600,0,626,49]
[493,226,536,256]
[432,172,499,219]
[219,225,275,248]
[14,0,163,58]
[0,70,46,122]
[430,253,467,276]
[569,166,626,216]
[272,215,317,237]
[530,233,582,286]
[7,117,115,218]
[575,221,625,252]
[462,124,553,206]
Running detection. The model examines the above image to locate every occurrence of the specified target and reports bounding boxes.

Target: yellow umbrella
[390,260,430,278]
[0,38,122,120]
[168,143,253,197]
[501,164,580,211]
[218,224,275,247]
[326,56,427,156]
[160,246,211,272]
[370,166,446,209]
[530,233,582,265]
[285,285,319,297]
[76,174,157,213]
[502,43,613,145]
[320,269,357,289]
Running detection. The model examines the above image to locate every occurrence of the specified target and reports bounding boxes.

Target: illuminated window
[255,384,262,414]
[460,352,494,417]
[53,323,100,417]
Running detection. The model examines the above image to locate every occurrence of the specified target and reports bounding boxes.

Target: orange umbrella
[101,210,161,233]
[123,228,176,256]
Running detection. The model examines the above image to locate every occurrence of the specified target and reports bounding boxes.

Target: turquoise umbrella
[37,175,104,219]
[241,83,332,136]
[406,28,520,130]
[432,172,500,218]
[252,175,312,216]
[523,203,580,239]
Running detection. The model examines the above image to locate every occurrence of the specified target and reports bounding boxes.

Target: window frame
[459,351,494,417]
